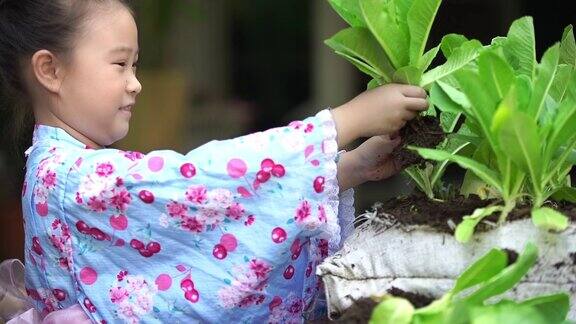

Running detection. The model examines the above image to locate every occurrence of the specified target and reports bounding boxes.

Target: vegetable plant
[412,20,576,242]
[369,243,571,324]
[326,0,482,199]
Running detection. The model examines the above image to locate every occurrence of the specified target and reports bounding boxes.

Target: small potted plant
[317,0,576,320]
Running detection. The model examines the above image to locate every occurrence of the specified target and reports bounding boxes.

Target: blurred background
[0,0,573,260]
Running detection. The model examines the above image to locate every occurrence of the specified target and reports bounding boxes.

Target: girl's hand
[337,135,402,191]
[331,84,428,148]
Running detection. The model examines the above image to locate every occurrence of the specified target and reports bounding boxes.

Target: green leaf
[495,96,542,187]
[502,17,537,79]
[410,147,502,192]
[455,206,503,243]
[550,65,575,103]
[430,82,464,114]
[551,186,576,203]
[326,27,396,81]
[455,68,499,148]
[328,0,366,27]
[405,166,433,198]
[531,207,569,232]
[527,44,560,120]
[469,303,549,324]
[453,248,508,293]
[440,33,469,58]
[437,80,472,110]
[421,40,483,87]
[360,0,410,69]
[544,100,576,169]
[559,25,575,66]
[478,51,514,100]
[393,66,423,85]
[463,243,538,305]
[367,78,382,90]
[430,140,469,188]
[407,0,442,65]
[439,111,461,133]
[418,44,440,70]
[520,293,570,323]
[334,50,382,79]
[370,297,415,324]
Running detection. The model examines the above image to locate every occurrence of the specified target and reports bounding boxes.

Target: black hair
[0,0,133,146]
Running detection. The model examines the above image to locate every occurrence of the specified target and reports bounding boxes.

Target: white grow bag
[317,218,576,319]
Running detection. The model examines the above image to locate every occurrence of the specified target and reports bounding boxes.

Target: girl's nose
[127,74,142,95]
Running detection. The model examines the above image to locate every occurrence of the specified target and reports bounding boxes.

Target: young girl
[0,0,428,322]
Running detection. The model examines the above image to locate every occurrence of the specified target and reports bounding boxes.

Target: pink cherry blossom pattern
[109,214,128,230]
[80,267,98,285]
[52,289,67,302]
[148,156,165,172]
[269,296,283,311]
[155,274,172,291]
[36,202,48,217]
[306,262,313,277]
[260,159,275,172]
[180,163,197,178]
[185,290,200,303]
[313,176,325,193]
[271,164,286,178]
[84,298,96,313]
[256,170,271,183]
[180,278,194,291]
[304,145,314,159]
[237,186,252,198]
[76,221,90,234]
[213,244,228,260]
[290,238,302,260]
[227,159,247,179]
[146,242,161,254]
[271,227,287,244]
[138,190,155,204]
[283,265,295,280]
[220,234,238,252]
[32,237,43,255]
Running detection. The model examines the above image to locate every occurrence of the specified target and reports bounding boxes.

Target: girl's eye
[114,62,127,67]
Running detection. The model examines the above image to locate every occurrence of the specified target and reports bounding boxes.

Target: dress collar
[25,124,89,156]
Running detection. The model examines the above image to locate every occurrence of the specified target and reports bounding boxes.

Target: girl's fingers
[405,97,429,112]
[401,109,419,121]
[399,85,427,98]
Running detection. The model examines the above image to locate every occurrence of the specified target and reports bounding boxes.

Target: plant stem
[498,200,516,224]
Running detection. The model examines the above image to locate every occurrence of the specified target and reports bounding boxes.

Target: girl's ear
[30,49,66,93]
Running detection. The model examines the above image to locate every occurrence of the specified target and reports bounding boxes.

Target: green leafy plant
[412,20,576,242]
[326,0,483,199]
[370,243,571,324]
[326,0,482,89]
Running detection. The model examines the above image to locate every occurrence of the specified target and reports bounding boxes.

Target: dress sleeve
[59,109,348,322]
[337,189,355,245]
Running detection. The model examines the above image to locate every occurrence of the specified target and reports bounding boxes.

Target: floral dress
[21,109,355,323]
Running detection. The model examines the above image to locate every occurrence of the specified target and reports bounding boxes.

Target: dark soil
[387,287,434,308]
[330,298,378,323]
[375,191,493,233]
[374,192,576,233]
[392,116,445,169]
[329,287,434,323]
[503,249,519,265]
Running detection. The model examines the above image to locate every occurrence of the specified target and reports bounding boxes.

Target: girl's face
[56,4,141,147]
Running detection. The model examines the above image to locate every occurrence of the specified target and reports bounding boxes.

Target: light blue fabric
[21,109,354,323]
